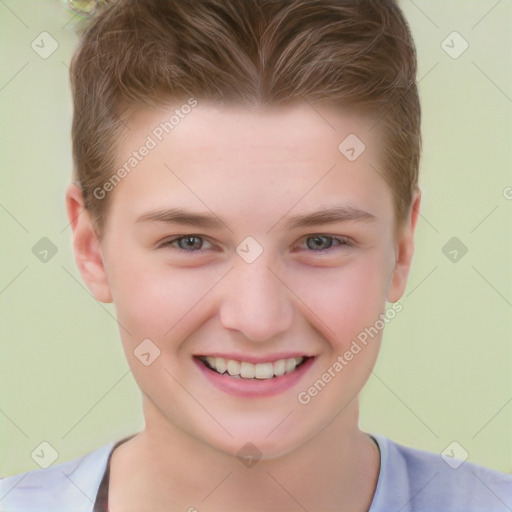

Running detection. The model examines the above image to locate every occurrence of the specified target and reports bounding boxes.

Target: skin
[66,101,420,511]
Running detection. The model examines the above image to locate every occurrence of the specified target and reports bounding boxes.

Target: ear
[387,189,421,303]
[65,183,113,303]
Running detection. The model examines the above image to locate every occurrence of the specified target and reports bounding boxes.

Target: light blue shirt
[1,434,511,511]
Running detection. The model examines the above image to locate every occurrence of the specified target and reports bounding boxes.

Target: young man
[1,0,510,511]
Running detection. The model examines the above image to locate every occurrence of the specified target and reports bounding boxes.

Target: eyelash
[158,234,351,254]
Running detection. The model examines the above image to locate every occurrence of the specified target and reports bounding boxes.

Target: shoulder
[369,434,512,512]
[0,441,115,512]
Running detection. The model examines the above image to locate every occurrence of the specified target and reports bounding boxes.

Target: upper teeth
[203,356,305,379]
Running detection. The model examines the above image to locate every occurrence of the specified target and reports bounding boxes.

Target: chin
[196,415,318,462]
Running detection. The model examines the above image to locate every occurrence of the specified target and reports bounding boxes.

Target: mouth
[197,355,310,380]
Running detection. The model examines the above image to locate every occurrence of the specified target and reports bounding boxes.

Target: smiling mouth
[197,356,310,380]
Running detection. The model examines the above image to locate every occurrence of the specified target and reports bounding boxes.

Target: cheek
[292,251,392,349]
[105,250,220,341]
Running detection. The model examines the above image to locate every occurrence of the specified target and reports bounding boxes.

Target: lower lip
[194,357,315,398]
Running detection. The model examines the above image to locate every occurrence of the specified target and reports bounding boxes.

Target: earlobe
[387,190,421,303]
[65,183,113,303]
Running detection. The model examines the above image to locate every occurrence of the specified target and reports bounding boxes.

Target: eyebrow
[281,206,376,230]
[136,206,376,230]
[137,208,224,228]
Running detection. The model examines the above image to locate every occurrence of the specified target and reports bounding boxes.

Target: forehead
[108,101,392,231]
[122,101,378,162]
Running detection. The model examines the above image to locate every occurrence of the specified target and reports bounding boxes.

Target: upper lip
[195,353,314,364]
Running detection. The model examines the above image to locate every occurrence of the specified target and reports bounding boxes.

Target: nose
[218,259,294,342]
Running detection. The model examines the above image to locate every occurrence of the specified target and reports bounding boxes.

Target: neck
[109,398,380,512]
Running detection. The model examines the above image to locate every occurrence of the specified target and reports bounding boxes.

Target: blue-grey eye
[176,236,204,251]
[306,235,336,251]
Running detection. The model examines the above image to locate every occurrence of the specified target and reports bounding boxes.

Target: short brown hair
[70,0,420,237]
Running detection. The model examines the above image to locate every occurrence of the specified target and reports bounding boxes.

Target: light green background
[1,1,511,477]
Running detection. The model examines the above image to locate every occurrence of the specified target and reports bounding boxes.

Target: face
[68,101,418,458]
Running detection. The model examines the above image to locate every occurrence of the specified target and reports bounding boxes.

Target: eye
[302,235,350,252]
[159,235,212,252]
